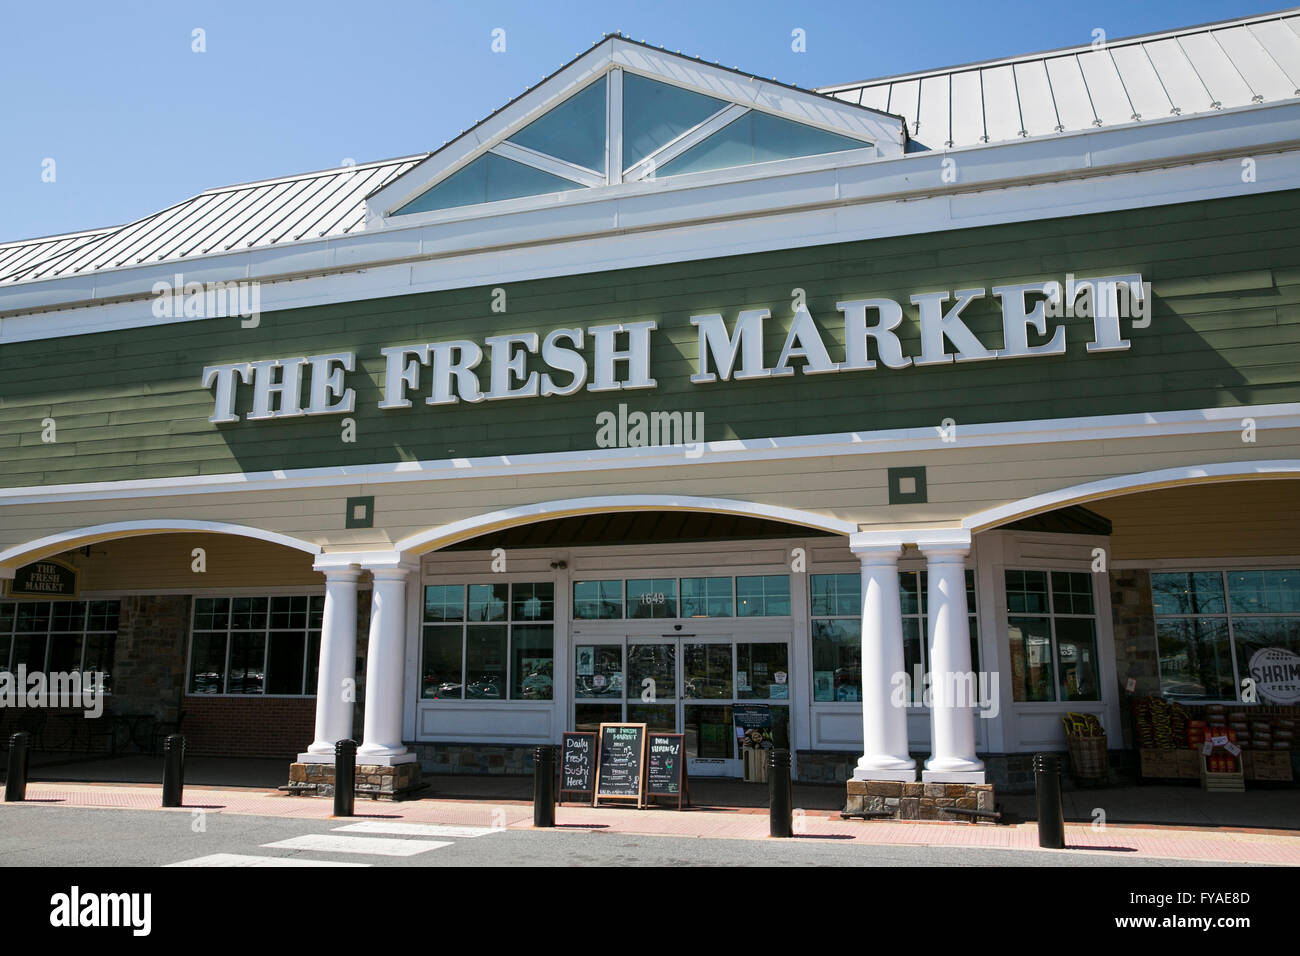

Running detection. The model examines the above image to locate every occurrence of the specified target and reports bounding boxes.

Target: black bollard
[161,734,185,808]
[5,732,30,802]
[768,748,792,838]
[334,739,356,817]
[1033,752,1065,849]
[533,745,556,827]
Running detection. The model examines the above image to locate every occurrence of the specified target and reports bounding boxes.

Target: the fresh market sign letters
[201,273,1147,423]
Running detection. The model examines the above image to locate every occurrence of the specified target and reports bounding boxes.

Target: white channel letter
[540,328,587,397]
[484,332,539,401]
[772,307,840,377]
[306,352,356,415]
[689,310,771,383]
[993,282,1066,359]
[378,345,430,409]
[1085,273,1143,353]
[247,358,308,420]
[427,340,485,405]
[910,289,996,366]
[588,321,657,392]
[201,362,253,423]
[838,298,912,370]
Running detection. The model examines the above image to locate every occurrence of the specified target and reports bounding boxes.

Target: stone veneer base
[287,761,424,801]
[845,778,996,821]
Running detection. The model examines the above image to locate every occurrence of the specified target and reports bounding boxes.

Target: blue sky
[0,0,1280,242]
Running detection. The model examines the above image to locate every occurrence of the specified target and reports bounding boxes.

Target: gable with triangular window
[371,36,904,221]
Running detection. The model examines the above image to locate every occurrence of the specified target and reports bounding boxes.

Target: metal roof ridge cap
[816,8,1300,92]
[196,154,430,197]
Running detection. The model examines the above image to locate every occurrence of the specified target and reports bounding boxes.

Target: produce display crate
[1139,748,1180,779]
[1175,749,1201,779]
[1245,751,1294,782]
[1067,735,1108,782]
[1200,754,1245,792]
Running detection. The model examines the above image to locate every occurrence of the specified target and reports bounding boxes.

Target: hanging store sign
[201,272,1148,424]
[5,558,79,599]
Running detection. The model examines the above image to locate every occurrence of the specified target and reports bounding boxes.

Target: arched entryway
[0,522,328,765]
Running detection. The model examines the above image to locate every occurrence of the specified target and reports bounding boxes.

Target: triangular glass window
[660,110,869,177]
[622,73,729,169]
[507,75,607,172]
[394,153,582,215]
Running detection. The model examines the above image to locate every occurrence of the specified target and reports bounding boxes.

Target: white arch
[0,519,322,571]
[964,459,1300,532]
[394,494,858,556]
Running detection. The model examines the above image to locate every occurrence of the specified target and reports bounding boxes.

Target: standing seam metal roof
[0,156,424,286]
[818,10,1300,149]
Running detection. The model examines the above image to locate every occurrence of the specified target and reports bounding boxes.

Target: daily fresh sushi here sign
[200,272,1148,424]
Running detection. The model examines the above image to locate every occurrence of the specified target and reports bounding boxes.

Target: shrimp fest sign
[200,272,1148,424]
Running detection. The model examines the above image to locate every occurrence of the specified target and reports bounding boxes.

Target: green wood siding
[2,189,1298,489]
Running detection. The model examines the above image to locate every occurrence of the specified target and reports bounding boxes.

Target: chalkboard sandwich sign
[595,723,647,808]
[560,731,597,805]
[646,733,689,809]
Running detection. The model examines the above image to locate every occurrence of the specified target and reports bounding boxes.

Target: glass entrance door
[572,635,790,778]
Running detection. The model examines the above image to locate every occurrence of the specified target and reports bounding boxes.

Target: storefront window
[468,583,509,622]
[810,573,859,617]
[512,625,554,700]
[627,578,678,619]
[679,577,733,617]
[1152,569,1300,701]
[3,600,121,694]
[465,625,507,699]
[188,595,323,696]
[573,580,624,619]
[511,582,554,622]
[421,628,463,699]
[1005,570,1098,703]
[736,575,790,617]
[574,643,622,699]
[424,585,465,622]
[736,642,789,700]
[683,643,732,699]
[421,582,555,701]
[811,619,860,702]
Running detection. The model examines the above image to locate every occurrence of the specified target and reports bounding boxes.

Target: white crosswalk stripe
[261,834,453,857]
[166,816,506,866]
[167,853,369,867]
[331,821,500,838]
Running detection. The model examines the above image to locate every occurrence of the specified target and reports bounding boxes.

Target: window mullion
[487,141,604,187]
[223,620,233,696]
[607,67,623,185]
[1223,569,1242,700]
[625,103,748,181]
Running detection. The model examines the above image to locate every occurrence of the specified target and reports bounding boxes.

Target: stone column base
[287,761,424,801]
[845,779,996,821]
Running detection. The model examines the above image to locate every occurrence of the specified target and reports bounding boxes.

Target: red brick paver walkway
[10,782,1300,865]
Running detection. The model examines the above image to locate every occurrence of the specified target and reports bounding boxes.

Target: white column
[358,562,418,764]
[850,536,916,781]
[921,537,985,782]
[301,565,361,761]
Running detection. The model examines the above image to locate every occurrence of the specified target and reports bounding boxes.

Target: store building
[2,11,1299,804]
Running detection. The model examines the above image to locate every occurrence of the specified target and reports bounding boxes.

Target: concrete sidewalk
[16,755,1300,830]
[8,780,1300,865]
